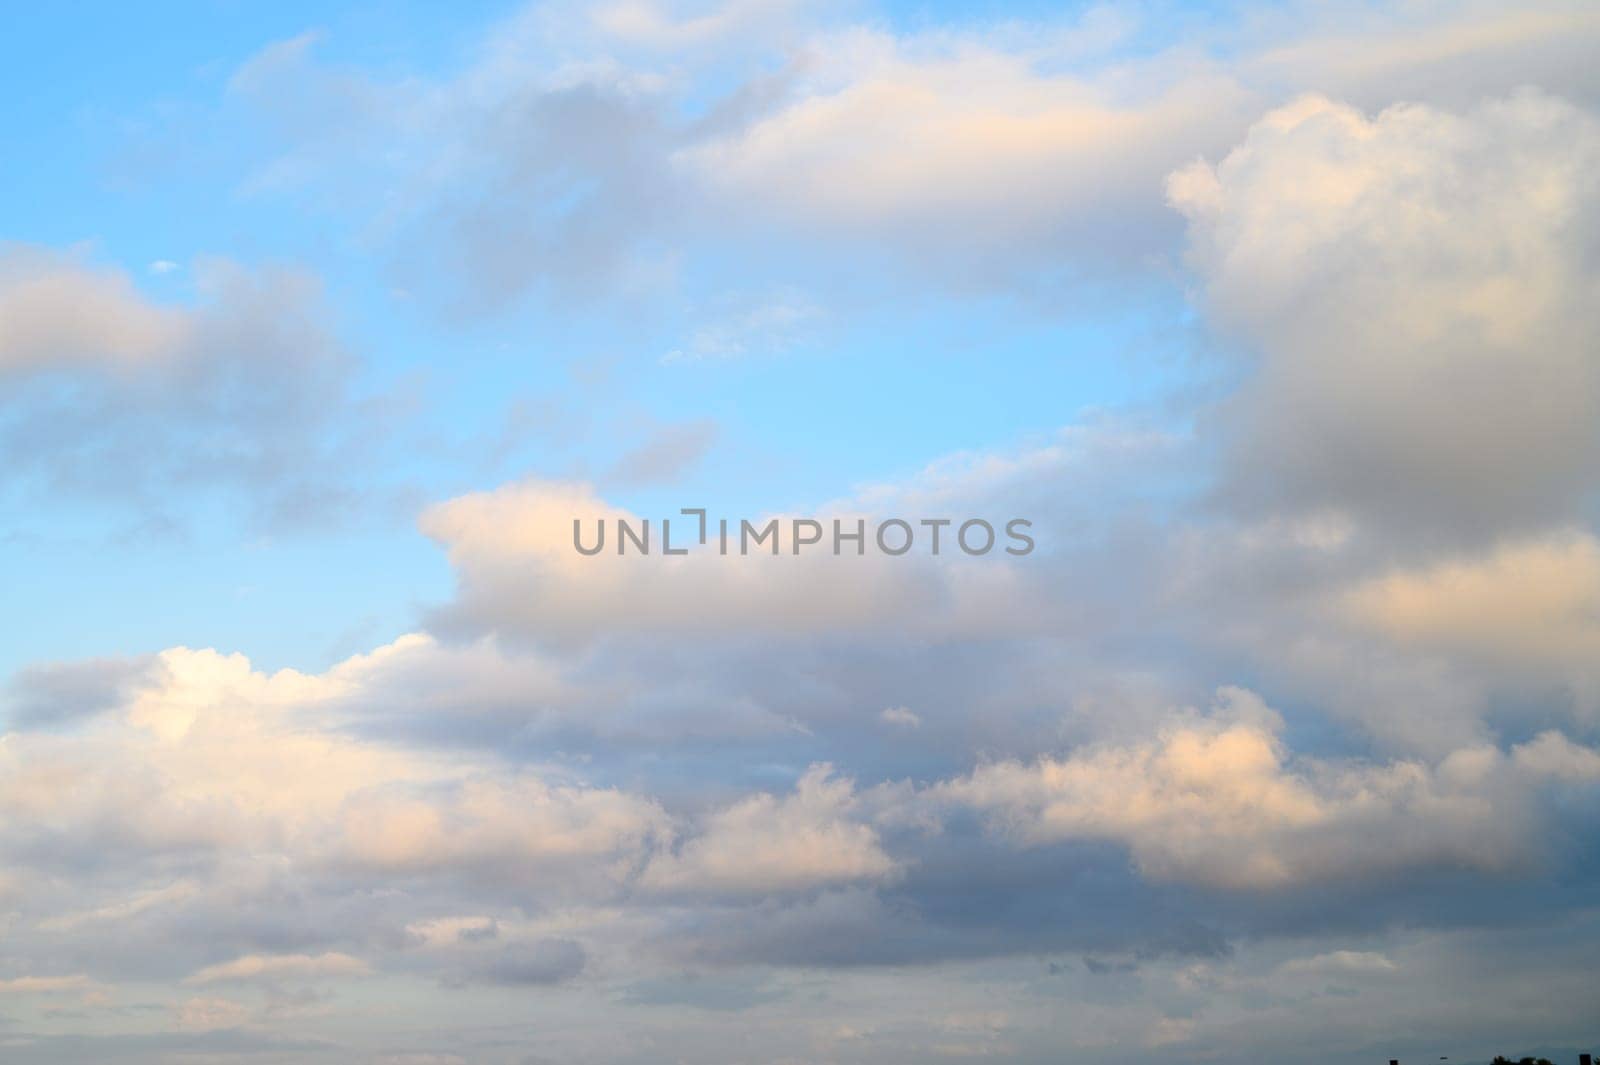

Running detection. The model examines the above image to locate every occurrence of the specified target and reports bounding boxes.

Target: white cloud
[663,288,821,362]
[185,951,370,985]
[937,687,1599,889]
[1277,949,1396,976]
[1170,90,1600,536]
[677,26,1252,265]
[589,0,801,53]
[641,764,897,896]
[0,974,98,994]
[0,245,186,373]
[0,638,670,897]
[329,774,668,880]
[1513,730,1600,782]
[880,706,920,728]
[1340,531,1600,680]
[173,995,252,1031]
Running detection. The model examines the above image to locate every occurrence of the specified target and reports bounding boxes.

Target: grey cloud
[3,655,157,731]
[411,81,687,317]
[604,418,718,488]
[470,939,586,987]
[616,970,786,1011]
[222,27,699,317]
[1242,1,1600,114]
[0,247,412,533]
[0,1029,337,1065]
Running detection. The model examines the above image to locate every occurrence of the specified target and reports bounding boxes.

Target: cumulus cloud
[0,641,669,901]
[1340,530,1600,686]
[1,616,1598,1057]
[1171,90,1600,538]
[937,687,1600,889]
[329,775,667,882]
[641,765,897,896]
[1512,730,1600,781]
[399,404,1589,774]
[418,478,1047,647]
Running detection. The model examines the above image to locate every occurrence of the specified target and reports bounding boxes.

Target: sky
[1,1,1598,1062]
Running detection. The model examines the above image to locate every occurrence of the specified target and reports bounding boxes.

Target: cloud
[418,478,1046,647]
[39,880,201,933]
[641,764,897,896]
[398,409,1590,775]
[329,775,668,882]
[617,969,787,1011]
[469,938,586,986]
[936,687,1600,889]
[0,245,185,372]
[662,288,821,362]
[3,654,158,731]
[676,26,1253,272]
[588,0,803,53]
[880,706,920,728]
[0,974,98,994]
[0,621,1598,1053]
[173,996,251,1032]
[1511,730,1600,782]
[1340,531,1600,684]
[221,21,694,315]
[0,245,404,530]
[0,640,669,899]
[604,418,719,487]
[10,4,1600,1056]
[186,952,370,985]
[1243,1,1600,112]
[1170,90,1600,539]
[1277,949,1396,976]
[208,1,1600,314]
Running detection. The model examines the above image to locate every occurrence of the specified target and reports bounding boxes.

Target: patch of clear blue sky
[0,0,1213,678]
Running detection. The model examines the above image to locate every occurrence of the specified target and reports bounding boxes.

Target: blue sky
[2,2,1600,1062]
[0,0,1209,675]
